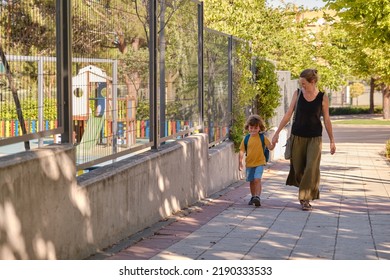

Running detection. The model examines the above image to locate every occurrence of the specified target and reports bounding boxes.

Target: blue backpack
[244,133,270,162]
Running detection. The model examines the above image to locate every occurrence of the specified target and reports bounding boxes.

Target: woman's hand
[272,133,279,146]
[330,142,336,155]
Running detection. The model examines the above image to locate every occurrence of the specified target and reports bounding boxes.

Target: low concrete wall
[0,134,241,259]
[208,141,242,194]
[0,144,78,260]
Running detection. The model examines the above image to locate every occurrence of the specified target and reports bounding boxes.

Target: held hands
[273,132,336,155]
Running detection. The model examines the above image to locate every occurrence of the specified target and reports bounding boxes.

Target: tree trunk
[166,70,179,102]
[369,77,375,114]
[207,52,216,140]
[383,84,390,119]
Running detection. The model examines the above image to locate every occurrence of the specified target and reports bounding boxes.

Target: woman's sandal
[300,200,312,211]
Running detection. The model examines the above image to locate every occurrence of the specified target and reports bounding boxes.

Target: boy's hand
[239,151,244,171]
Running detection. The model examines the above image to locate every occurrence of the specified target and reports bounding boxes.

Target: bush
[386,140,390,159]
[229,58,280,152]
[0,98,58,120]
[329,106,382,115]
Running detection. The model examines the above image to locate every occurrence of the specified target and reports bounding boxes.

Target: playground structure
[72,65,136,150]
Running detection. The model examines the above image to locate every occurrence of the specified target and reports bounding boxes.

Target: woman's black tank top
[292,91,324,137]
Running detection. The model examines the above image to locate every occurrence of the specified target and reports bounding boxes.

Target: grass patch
[386,140,390,159]
[387,140,390,159]
[332,119,390,125]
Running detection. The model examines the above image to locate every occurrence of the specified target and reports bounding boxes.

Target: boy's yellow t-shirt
[239,134,270,167]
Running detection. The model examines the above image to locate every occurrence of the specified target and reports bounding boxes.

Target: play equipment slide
[79,116,105,151]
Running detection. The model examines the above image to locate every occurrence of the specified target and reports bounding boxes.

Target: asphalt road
[323,125,390,144]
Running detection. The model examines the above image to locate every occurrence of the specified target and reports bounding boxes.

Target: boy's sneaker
[248,196,255,205]
[252,196,261,207]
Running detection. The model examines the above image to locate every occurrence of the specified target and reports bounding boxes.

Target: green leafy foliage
[229,57,280,151]
[204,1,283,150]
[230,42,254,151]
[136,97,149,121]
[327,0,390,117]
[251,58,280,123]
[0,98,57,120]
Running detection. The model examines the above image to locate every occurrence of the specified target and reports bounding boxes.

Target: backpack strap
[260,133,265,150]
[244,134,250,155]
[260,133,270,162]
[245,133,265,153]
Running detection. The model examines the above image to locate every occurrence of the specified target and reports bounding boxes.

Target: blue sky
[267,0,327,9]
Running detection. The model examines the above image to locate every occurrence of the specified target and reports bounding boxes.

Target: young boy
[239,114,274,207]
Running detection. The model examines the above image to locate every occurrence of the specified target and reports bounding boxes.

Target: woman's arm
[272,89,299,145]
[322,94,336,155]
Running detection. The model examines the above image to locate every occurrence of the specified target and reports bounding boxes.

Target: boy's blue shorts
[246,166,264,182]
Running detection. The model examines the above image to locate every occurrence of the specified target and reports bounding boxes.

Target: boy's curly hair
[244,114,266,132]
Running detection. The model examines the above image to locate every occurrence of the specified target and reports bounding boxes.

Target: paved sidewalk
[91,141,390,260]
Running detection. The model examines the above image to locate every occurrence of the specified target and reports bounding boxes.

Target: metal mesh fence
[203,28,229,145]
[0,1,59,155]
[0,0,295,173]
[157,0,200,141]
[72,0,151,168]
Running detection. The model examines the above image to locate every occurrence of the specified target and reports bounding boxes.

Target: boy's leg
[246,167,255,205]
[251,178,261,206]
[252,166,264,207]
[249,180,257,196]
[251,178,261,196]
[248,180,255,205]
[247,167,263,206]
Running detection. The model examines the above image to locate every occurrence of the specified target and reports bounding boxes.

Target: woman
[272,69,336,210]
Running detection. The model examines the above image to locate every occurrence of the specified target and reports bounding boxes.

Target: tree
[202,0,356,148]
[327,0,390,118]
[0,0,56,56]
[349,82,365,105]
[203,0,355,90]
